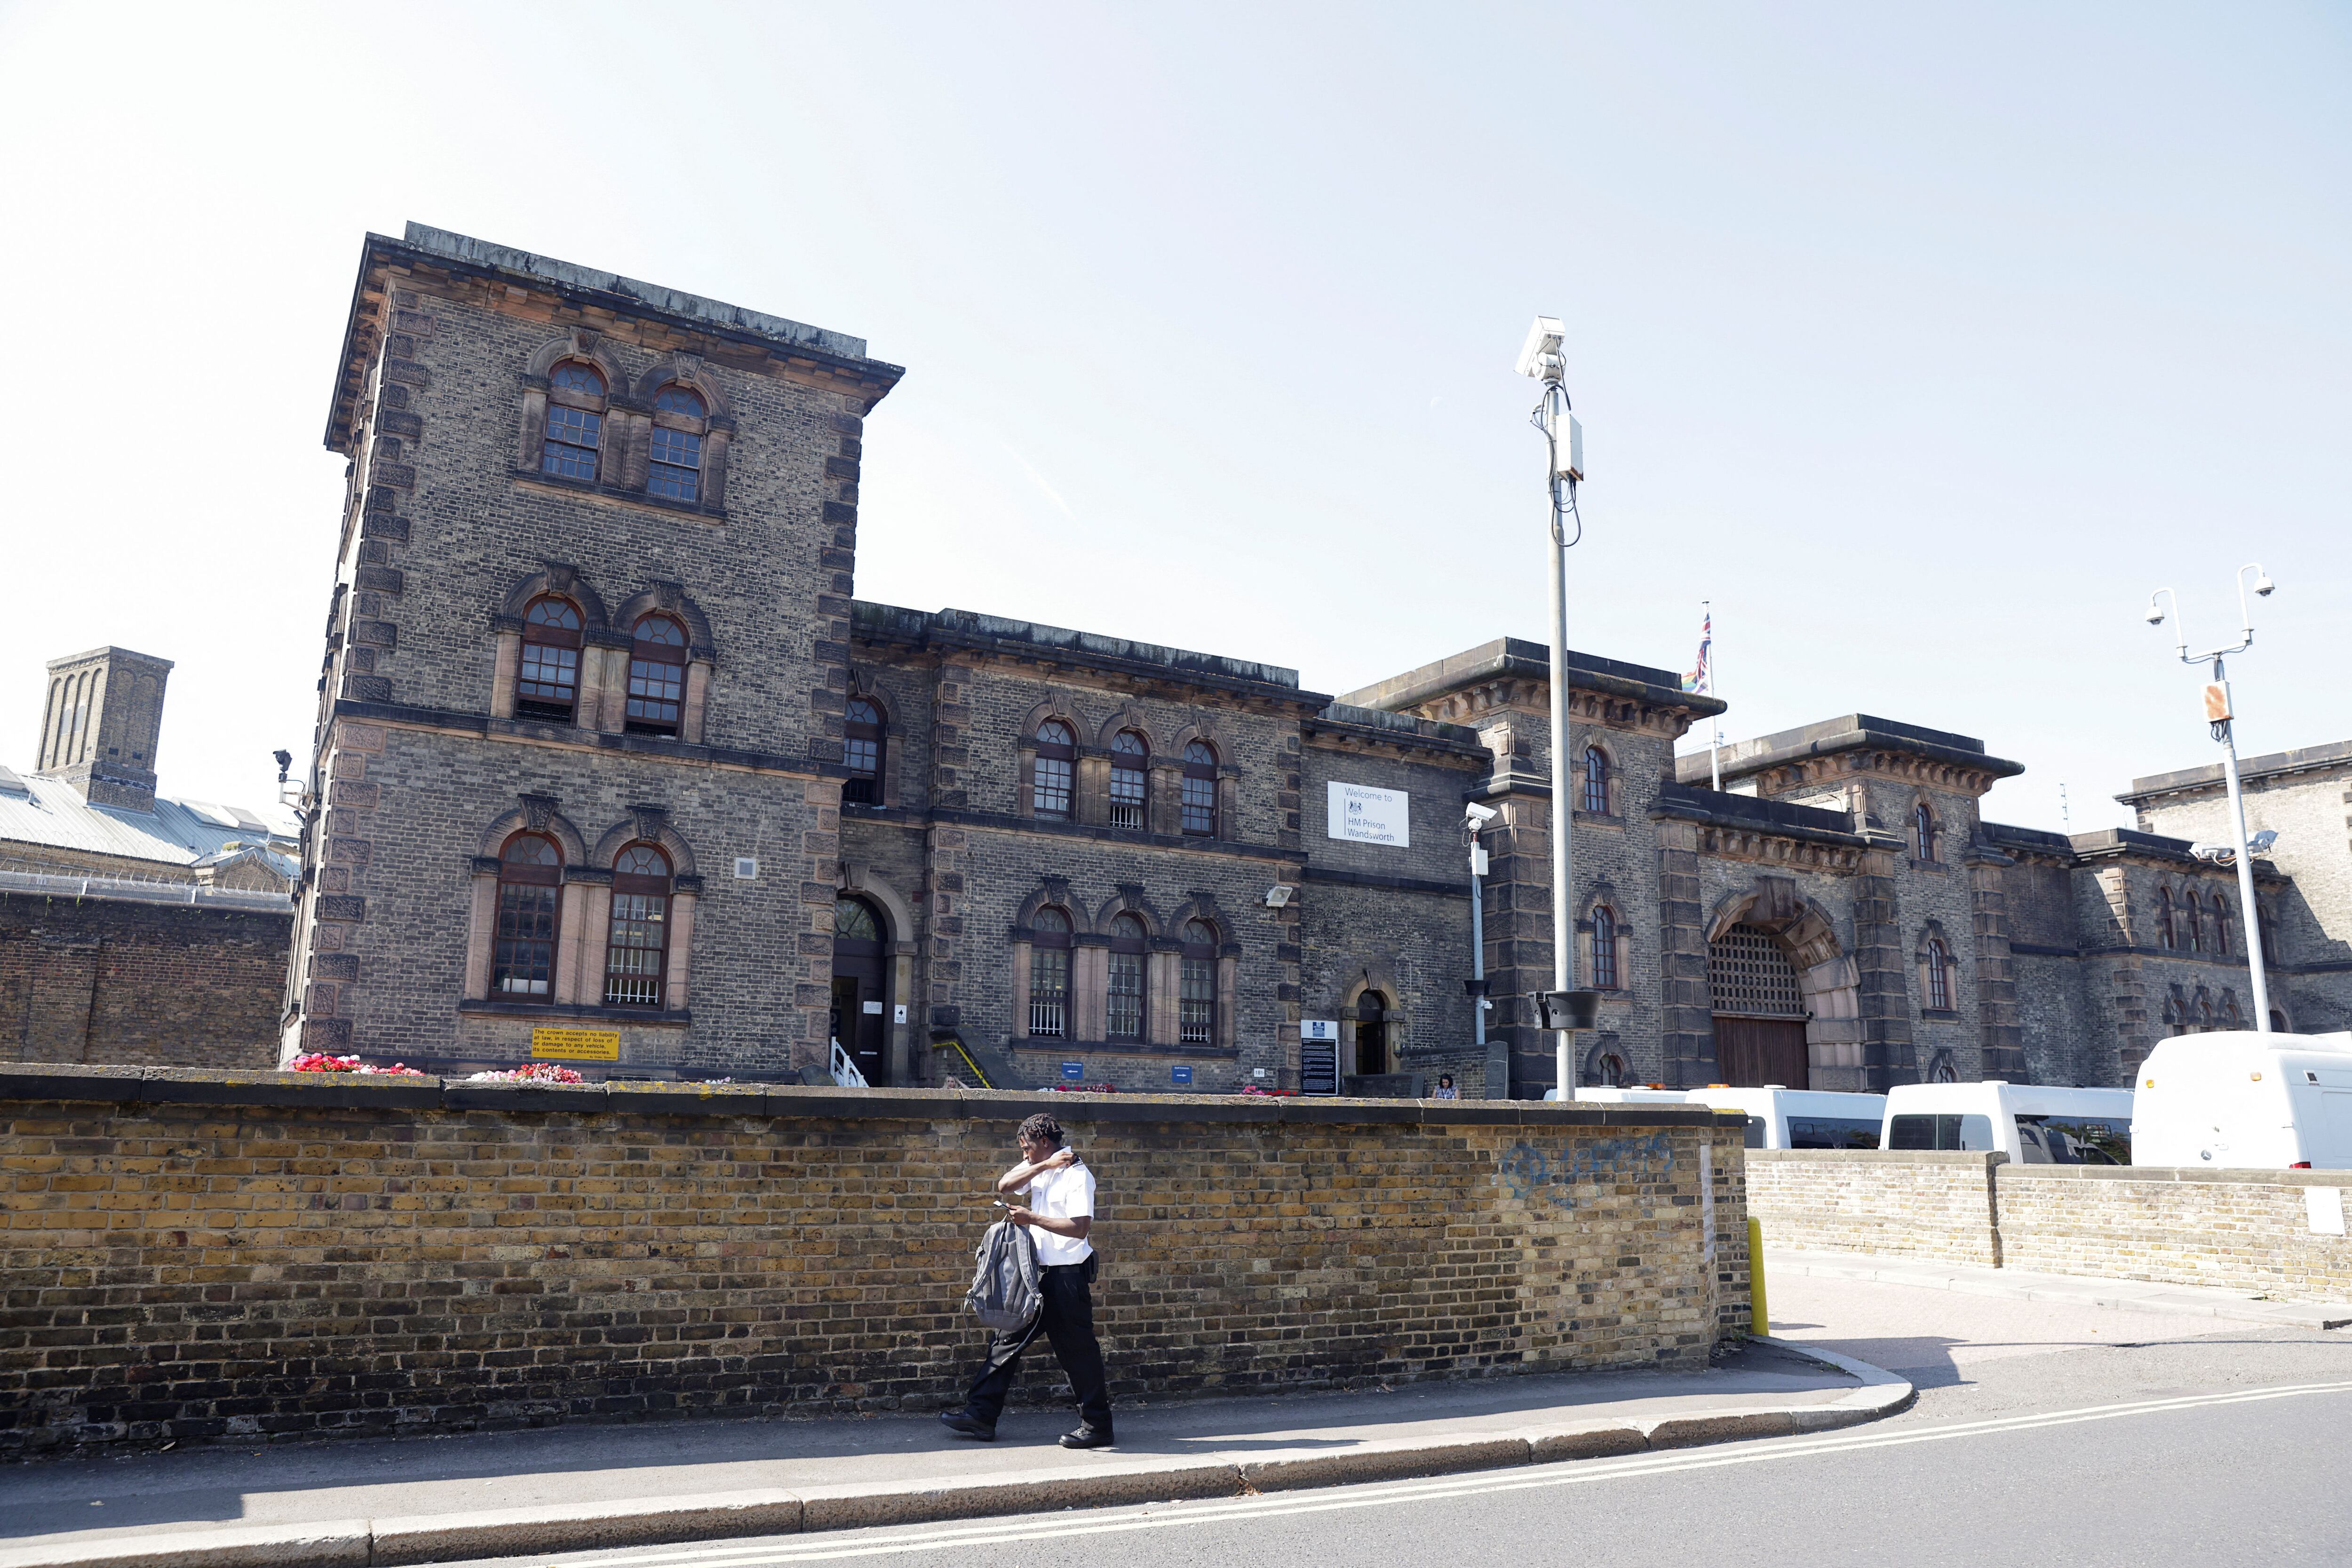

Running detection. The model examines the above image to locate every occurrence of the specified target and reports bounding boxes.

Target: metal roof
[0,772,298,872]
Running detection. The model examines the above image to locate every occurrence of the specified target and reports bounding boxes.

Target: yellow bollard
[1747,1217,1769,1335]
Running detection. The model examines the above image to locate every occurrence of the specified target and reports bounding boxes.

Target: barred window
[1029,907,1072,1037]
[542,361,605,480]
[1707,923,1803,1017]
[1925,936,1953,1011]
[2157,887,2177,949]
[1581,746,1610,815]
[493,833,562,1000]
[626,614,688,737]
[1107,913,1147,1041]
[1179,918,1217,1044]
[1590,905,1619,990]
[844,697,884,805]
[604,843,671,1007]
[1182,741,1218,836]
[1033,720,1075,820]
[516,596,583,723]
[1110,730,1149,831]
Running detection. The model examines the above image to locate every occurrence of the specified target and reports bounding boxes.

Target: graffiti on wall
[1496,1132,1677,1212]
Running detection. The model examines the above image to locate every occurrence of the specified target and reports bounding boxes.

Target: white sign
[1327,781,1410,847]
[2306,1186,2346,1236]
[1300,1019,1340,1043]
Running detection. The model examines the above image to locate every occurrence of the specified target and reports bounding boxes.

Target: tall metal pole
[1549,511,1575,1100]
[2211,654,2273,1030]
[1705,599,1723,792]
[1470,822,1500,1096]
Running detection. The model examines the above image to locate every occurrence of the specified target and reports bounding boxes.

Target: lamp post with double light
[2145,563,2276,1032]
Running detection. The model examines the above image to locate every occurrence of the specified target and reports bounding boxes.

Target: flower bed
[462,1062,587,1084]
[287,1053,427,1077]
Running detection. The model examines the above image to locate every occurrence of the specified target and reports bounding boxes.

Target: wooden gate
[1713,1015,1810,1088]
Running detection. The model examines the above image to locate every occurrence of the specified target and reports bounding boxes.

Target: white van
[1684,1087,1888,1150]
[2130,1031,2352,1170]
[1542,1086,1694,1104]
[1882,1081,2136,1164]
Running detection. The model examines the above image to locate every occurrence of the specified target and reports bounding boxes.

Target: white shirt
[1021,1160,1096,1266]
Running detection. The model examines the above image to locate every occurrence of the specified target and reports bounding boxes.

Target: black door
[1714,1016,1808,1088]
[831,897,890,1086]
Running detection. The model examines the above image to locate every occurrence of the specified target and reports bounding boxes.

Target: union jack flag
[1681,609,1712,695]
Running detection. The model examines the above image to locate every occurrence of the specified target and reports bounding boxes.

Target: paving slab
[1767,1247,2352,1331]
[0,1339,1906,1568]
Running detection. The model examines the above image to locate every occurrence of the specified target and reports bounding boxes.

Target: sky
[0,1,2344,833]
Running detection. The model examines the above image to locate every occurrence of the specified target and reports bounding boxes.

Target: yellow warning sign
[531,1027,620,1062]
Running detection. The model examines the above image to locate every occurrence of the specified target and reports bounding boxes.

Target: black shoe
[1058,1424,1113,1449]
[938,1409,996,1441]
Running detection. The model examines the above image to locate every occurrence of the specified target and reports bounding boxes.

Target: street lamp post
[2146,563,2277,1032]
[1518,317,1587,1098]
[1466,802,1500,1097]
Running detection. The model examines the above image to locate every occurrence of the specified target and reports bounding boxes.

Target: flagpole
[1705,601,1722,791]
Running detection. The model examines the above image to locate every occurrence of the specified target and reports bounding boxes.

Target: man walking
[939,1112,1113,1449]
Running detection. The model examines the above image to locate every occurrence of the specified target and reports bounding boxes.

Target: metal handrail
[829,1037,869,1089]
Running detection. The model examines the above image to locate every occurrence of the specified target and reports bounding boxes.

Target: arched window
[1182,741,1218,836]
[1924,935,1953,1011]
[2221,989,2243,1028]
[648,383,707,502]
[2194,987,2216,1031]
[1590,905,1620,990]
[604,843,672,1007]
[1179,919,1218,1044]
[542,361,606,480]
[1029,907,1072,1037]
[1032,721,1075,820]
[2271,1009,2290,1034]
[2210,894,2232,956]
[1913,804,1938,863]
[2184,891,2205,954]
[2259,899,2280,964]
[844,697,884,805]
[1927,1050,1960,1083]
[626,614,688,737]
[493,833,563,1000]
[2164,986,2188,1036]
[1107,913,1147,1042]
[833,897,880,943]
[516,596,584,723]
[1581,746,1610,815]
[1355,989,1388,1075]
[1593,1052,1625,1088]
[1109,731,1149,831]
[2156,887,2177,949]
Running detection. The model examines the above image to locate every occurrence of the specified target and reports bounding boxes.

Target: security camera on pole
[2145,564,2278,1032]
[1517,317,1598,1098]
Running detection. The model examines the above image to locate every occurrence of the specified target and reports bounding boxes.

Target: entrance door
[830,896,890,1086]
[1714,1016,1809,1088]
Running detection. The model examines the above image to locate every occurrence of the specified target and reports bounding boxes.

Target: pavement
[14,1248,2343,1568]
[0,1339,1904,1568]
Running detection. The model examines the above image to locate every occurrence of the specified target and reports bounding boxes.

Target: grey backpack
[965,1218,1042,1332]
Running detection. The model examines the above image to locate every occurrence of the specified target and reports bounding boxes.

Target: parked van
[1684,1087,1888,1150]
[2130,1031,2352,1170]
[1881,1081,2136,1164]
[1542,1086,1694,1104]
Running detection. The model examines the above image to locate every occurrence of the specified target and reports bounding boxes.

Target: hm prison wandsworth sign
[1327,781,1410,848]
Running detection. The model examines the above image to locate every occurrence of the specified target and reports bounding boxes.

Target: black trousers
[962,1257,1111,1433]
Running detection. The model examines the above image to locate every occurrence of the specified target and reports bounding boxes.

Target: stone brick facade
[0,1065,1750,1457]
[275,224,2352,1098]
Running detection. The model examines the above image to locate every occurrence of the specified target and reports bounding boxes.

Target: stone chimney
[35,647,174,812]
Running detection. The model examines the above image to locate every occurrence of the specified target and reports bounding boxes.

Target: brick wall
[1745,1150,2002,1266]
[1997,1166,2352,1299]
[0,894,285,1068]
[0,1065,1751,1456]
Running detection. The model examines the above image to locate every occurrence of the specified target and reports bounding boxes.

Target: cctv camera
[1463,802,1498,825]
[2254,574,2275,597]
[2248,829,2279,853]
[1516,316,1565,380]
[2144,605,2166,626]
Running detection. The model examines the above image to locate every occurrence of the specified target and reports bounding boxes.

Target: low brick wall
[1745,1150,2002,1266]
[1998,1166,2352,1300]
[0,1064,1751,1457]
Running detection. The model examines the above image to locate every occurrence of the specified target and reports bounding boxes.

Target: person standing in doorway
[939,1112,1113,1449]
